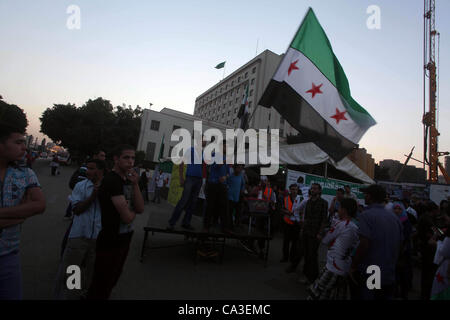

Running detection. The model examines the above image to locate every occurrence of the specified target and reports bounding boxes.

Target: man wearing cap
[350,184,403,300]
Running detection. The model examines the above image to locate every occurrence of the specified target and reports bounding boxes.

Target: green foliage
[40,97,143,160]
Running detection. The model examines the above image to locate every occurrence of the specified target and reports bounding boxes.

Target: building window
[234,108,237,114]
[150,120,160,131]
[252,67,256,74]
[250,90,253,97]
[229,102,232,106]
[269,113,271,121]
[248,101,252,108]
[232,81,234,86]
[245,72,248,79]
[238,76,241,82]
[251,78,255,85]
[146,142,156,161]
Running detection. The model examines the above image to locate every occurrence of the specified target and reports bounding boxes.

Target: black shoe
[166,225,174,231]
[182,225,195,231]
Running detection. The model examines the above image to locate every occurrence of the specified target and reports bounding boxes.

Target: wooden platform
[139,210,272,266]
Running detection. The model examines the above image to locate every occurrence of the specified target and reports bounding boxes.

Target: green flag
[215,61,226,69]
[158,134,165,161]
[259,8,376,161]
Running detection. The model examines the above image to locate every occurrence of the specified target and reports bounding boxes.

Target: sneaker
[182,225,195,231]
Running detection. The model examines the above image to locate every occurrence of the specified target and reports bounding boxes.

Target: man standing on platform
[204,141,231,233]
[227,164,246,228]
[167,137,206,231]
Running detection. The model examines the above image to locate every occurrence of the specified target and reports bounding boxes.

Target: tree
[40,98,142,161]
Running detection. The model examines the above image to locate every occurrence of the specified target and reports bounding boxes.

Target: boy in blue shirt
[0,100,46,299]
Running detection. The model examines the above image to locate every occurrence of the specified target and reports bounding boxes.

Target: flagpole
[222,63,226,80]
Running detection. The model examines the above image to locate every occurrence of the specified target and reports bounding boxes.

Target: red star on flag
[288,60,299,76]
[306,83,323,98]
[330,108,348,124]
[436,272,445,284]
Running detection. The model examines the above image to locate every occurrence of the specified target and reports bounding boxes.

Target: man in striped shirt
[307,198,359,300]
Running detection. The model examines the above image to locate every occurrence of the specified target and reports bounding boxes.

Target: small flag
[237,85,250,129]
[259,8,376,161]
[215,61,226,69]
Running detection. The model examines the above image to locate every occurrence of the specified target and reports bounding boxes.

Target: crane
[422,0,448,183]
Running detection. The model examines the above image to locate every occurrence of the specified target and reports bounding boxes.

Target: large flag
[215,61,226,69]
[237,84,250,129]
[259,8,376,161]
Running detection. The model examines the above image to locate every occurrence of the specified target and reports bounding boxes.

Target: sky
[0,0,449,167]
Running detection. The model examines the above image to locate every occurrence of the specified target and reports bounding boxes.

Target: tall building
[379,159,426,184]
[137,107,231,163]
[194,50,299,137]
[346,148,375,179]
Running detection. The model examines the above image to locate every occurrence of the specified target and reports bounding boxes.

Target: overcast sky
[1,0,449,166]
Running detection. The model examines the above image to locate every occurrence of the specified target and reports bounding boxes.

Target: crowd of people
[1,100,450,301]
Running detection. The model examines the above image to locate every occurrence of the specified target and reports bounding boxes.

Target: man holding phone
[87,145,144,300]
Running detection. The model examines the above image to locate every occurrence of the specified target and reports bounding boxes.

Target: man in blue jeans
[0,100,46,300]
[167,138,206,231]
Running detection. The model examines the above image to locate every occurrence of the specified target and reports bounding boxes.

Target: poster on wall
[285,169,366,204]
[429,184,450,205]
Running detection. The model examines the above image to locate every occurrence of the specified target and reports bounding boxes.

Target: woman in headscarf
[392,201,413,299]
[430,208,450,300]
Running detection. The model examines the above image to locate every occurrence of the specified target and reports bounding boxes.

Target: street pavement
[19,159,422,300]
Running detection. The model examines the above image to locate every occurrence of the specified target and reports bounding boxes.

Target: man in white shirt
[344,185,358,201]
[307,198,359,300]
[152,170,164,204]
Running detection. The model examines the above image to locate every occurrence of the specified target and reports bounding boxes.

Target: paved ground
[19,159,422,299]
